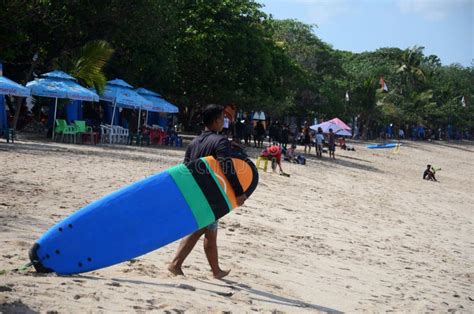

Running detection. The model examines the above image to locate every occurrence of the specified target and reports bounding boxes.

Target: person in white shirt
[315,127,324,157]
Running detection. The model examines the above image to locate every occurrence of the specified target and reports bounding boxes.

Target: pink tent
[328,118,351,131]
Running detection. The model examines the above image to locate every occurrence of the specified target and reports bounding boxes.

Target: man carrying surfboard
[168,104,247,279]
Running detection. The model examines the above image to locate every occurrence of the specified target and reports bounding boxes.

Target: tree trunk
[362,116,371,140]
[13,55,38,130]
[12,97,23,131]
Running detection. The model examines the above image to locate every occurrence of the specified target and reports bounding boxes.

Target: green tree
[270,19,345,119]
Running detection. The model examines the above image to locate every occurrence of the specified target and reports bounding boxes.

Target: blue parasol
[135,88,179,113]
[0,76,30,97]
[98,79,152,126]
[26,70,99,139]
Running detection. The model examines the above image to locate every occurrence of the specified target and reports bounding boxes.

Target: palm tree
[55,40,114,93]
[352,76,380,139]
[396,46,426,93]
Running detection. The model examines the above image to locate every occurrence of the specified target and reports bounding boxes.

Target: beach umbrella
[310,121,352,136]
[0,76,30,130]
[136,88,178,113]
[0,76,30,97]
[334,128,352,137]
[98,79,152,126]
[327,117,351,131]
[26,70,99,139]
[136,87,178,128]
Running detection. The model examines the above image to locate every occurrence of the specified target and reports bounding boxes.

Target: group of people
[302,124,336,159]
[234,119,266,148]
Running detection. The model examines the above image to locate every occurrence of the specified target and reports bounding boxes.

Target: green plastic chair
[55,119,79,143]
[54,119,68,141]
[74,120,93,134]
[62,125,79,143]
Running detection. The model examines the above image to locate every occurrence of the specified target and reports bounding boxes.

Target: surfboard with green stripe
[29,156,258,274]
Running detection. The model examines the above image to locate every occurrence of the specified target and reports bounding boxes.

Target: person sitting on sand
[423,164,438,182]
[284,144,297,163]
[338,137,347,150]
[261,145,284,173]
[285,144,306,165]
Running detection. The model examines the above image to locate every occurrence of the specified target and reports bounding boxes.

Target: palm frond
[69,40,114,93]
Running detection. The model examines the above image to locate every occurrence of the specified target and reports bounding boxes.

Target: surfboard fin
[29,243,54,273]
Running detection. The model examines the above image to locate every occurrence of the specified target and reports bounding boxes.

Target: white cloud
[306,0,357,25]
[263,0,358,25]
[397,0,471,21]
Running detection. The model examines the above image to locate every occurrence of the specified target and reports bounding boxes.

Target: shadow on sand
[198,278,343,313]
[430,140,474,153]
[73,274,342,313]
[0,300,39,314]
[305,154,381,173]
[0,140,185,164]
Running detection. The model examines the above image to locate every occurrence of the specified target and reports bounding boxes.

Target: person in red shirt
[261,145,284,173]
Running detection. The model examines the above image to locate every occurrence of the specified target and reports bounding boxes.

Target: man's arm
[183,146,191,165]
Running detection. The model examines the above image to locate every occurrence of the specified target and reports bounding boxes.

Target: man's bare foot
[213,269,230,279]
[167,264,184,276]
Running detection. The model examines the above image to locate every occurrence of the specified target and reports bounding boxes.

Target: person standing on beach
[328,128,336,159]
[253,120,265,148]
[315,127,324,157]
[303,123,312,154]
[168,104,247,279]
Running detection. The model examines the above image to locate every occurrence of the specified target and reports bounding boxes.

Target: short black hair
[202,104,224,127]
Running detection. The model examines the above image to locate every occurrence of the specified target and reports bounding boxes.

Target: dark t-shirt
[423,169,432,179]
[184,130,244,197]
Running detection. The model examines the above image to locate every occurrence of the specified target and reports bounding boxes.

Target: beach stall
[26,70,99,139]
[0,71,31,141]
[98,79,152,126]
[136,88,178,128]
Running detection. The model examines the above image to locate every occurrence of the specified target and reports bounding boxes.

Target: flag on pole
[345,91,350,102]
[461,96,466,107]
[379,76,388,92]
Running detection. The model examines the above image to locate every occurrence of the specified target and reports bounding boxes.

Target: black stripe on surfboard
[187,158,230,221]
[234,156,259,198]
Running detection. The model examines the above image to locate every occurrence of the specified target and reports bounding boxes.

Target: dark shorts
[328,144,335,151]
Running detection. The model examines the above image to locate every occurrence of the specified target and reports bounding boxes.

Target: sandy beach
[0,137,473,313]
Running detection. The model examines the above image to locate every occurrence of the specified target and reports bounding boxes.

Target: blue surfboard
[367,143,400,149]
[29,156,258,275]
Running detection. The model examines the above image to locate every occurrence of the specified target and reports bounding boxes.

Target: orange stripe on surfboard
[203,157,254,209]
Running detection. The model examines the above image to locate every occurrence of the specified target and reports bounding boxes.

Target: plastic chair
[101,124,121,144]
[54,119,68,141]
[256,156,269,172]
[74,120,95,144]
[100,124,113,144]
[119,127,130,144]
[62,125,79,143]
[74,120,93,134]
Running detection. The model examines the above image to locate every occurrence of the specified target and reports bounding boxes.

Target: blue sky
[258,0,473,66]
